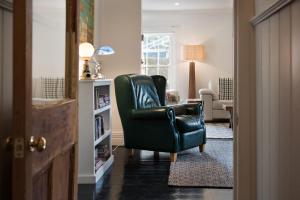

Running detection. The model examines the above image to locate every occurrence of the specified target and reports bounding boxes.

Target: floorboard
[78,146,233,200]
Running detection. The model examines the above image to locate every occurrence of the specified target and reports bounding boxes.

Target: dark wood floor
[78,146,233,200]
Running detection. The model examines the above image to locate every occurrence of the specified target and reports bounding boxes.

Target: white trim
[250,0,294,26]
[78,155,114,184]
[234,0,257,199]
[141,32,176,89]
[0,0,12,12]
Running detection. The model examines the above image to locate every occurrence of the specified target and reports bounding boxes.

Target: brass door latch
[5,136,47,156]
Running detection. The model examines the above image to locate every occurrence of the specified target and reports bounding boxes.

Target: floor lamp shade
[183,45,205,99]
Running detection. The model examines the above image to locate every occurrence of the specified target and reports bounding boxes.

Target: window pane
[146,52,158,65]
[159,68,168,79]
[141,33,172,89]
[148,68,158,76]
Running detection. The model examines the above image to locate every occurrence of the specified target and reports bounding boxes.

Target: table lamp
[92,45,115,79]
[79,42,95,80]
[183,45,205,98]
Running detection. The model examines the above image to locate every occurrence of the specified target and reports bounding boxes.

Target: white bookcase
[78,79,114,184]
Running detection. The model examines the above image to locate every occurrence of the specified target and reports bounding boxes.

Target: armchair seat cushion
[213,100,233,110]
[176,115,202,133]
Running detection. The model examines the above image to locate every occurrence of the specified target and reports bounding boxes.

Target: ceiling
[142,0,233,11]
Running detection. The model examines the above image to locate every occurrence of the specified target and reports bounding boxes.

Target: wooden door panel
[51,151,71,200]
[32,147,73,200]
[11,0,79,199]
[33,166,51,200]
[32,100,76,176]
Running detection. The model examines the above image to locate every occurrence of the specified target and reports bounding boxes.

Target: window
[141,33,174,88]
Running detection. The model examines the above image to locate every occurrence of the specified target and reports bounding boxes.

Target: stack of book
[95,145,110,171]
[94,86,109,109]
[104,94,110,105]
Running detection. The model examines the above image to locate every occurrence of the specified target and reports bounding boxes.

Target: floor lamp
[183,45,205,99]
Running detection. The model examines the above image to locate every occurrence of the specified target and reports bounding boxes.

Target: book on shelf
[95,115,105,141]
[94,87,111,109]
[95,158,105,171]
[95,144,110,171]
[100,115,104,135]
[96,144,110,159]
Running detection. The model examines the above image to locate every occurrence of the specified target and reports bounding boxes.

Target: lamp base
[80,60,91,80]
[188,61,196,99]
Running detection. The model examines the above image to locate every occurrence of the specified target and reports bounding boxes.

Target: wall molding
[250,0,294,26]
[0,0,13,12]
[112,131,124,146]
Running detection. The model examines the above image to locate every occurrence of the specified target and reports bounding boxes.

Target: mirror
[32,0,66,103]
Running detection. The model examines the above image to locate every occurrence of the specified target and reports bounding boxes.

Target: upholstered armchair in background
[114,74,206,162]
[199,78,233,121]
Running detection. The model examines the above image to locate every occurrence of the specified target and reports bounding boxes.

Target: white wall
[94,0,141,145]
[32,0,66,78]
[143,10,233,100]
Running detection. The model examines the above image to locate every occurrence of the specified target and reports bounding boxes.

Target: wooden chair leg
[199,144,205,152]
[128,148,134,157]
[170,153,177,162]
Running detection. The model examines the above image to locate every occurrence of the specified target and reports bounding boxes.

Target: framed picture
[80,0,94,43]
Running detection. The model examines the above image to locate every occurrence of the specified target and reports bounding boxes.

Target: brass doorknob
[29,136,47,152]
[5,137,13,151]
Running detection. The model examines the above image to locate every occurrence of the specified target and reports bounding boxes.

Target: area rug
[206,123,233,139]
[168,139,233,188]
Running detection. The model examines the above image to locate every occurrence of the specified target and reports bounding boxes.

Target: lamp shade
[94,45,115,56]
[79,42,95,59]
[183,45,205,62]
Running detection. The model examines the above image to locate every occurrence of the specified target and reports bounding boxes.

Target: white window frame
[141,32,176,89]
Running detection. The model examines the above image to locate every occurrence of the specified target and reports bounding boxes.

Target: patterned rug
[206,123,233,139]
[168,139,233,188]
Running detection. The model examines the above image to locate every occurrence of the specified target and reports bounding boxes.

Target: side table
[222,104,233,129]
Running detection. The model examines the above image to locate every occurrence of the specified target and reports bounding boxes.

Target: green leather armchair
[114,74,206,162]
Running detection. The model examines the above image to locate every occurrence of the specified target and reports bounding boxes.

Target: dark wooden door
[10,0,79,199]
[0,1,13,199]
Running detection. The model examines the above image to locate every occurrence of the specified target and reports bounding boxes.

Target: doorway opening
[141,0,234,193]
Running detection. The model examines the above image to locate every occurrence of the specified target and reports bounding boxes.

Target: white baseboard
[112,131,124,146]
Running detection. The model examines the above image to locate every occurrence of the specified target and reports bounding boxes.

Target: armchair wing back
[130,75,161,109]
[115,74,206,155]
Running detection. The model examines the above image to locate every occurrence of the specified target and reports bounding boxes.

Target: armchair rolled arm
[171,102,204,115]
[199,88,219,100]
[131,107,175,120]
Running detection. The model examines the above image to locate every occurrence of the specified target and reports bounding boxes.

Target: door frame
[234,0,257,199]
[9,0,258,199]
[12,0,79,199]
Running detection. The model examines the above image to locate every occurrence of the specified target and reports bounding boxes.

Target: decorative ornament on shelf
[79,42,95,80]
[91,45,115,79]
[183,45,205,99]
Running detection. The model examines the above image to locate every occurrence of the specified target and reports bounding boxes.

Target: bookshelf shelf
[93,105,111,115]
[94,130,111,146]
[78,79,114,184]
